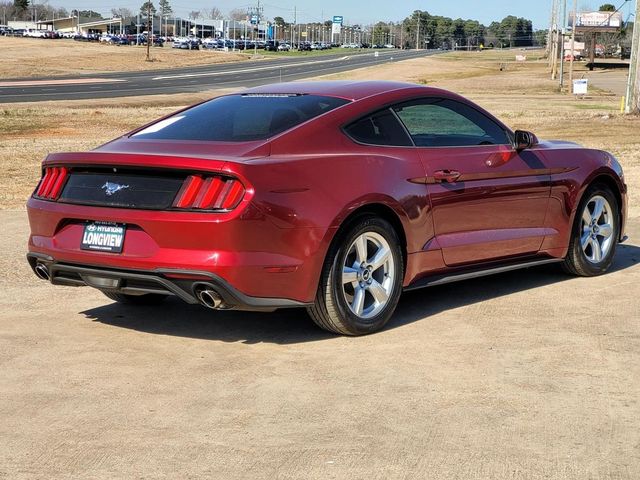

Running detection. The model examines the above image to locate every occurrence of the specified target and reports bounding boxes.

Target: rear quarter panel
[536,143,627,256]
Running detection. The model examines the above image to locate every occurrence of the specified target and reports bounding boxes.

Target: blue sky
[51,0,638,29]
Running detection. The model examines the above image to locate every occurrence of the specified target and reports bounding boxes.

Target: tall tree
[77,10,102,19]
[599,4,616,11]
[140,1,156,17]
[158,0,171,18]
[13,0,28,12]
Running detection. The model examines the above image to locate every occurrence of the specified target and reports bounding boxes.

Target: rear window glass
[132,94,350,142]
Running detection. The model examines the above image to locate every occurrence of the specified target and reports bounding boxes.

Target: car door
[393,97,551,267]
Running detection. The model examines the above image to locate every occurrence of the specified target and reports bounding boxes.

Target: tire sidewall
[327,217,404,335]
[571,185,619,275]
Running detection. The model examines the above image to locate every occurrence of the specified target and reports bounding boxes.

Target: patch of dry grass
[0,37,253,79]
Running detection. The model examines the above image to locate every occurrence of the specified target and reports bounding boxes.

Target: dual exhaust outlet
[34,263,225,310]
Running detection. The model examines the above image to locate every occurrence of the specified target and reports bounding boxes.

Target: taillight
[34,167,68,200]
[172,175,246,211]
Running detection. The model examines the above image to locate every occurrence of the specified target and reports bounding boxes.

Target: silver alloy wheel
[341,232,396,319]
[580,195,615,264]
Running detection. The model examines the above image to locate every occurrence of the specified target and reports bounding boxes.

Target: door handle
[433,170,461,183]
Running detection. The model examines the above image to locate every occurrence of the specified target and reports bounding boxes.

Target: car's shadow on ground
[81,243,640,344]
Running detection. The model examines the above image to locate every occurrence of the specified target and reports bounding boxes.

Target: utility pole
[558,0,567,89]
[568,0,577,89]
[550,0,559,78]
[625,0,640,113]
[547,0,558,60]
[146,2,151,61]
[415,14,420,50]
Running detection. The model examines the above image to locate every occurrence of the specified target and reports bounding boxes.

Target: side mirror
[514,130,539,150]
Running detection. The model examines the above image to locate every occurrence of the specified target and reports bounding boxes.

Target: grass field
[0,37,386,79]
[0,37,252,78]
[0,49,638,216]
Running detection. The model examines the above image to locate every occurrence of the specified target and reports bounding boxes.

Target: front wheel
[307,216,404,335]
[562,185,619,276]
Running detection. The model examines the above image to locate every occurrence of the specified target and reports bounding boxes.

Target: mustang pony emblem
[101,182,130,196]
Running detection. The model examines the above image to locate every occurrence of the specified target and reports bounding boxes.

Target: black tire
[102,291,168,305]
[562,184,619,277]
[307,216,404,336]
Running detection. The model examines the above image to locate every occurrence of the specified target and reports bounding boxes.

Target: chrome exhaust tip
[34,263,50,281]
[194,286,223,309]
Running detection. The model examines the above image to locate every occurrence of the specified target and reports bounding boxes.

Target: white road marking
[150,54,371,80]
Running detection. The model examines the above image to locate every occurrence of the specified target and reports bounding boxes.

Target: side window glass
[393,98,511,147]
[344,109,413,147]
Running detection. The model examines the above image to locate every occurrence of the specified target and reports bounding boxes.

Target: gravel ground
[1,210,638,479]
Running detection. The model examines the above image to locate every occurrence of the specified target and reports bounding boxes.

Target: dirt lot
[1,50,639,479]
[0,37,251,79]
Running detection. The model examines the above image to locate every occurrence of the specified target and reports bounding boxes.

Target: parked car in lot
[111,36,130,46]
[264,40,280,51]
[277,42,291,51]
[203,37,223,49]
[23,28,45,38]
[26,81,628,335]
[173,37,199,49]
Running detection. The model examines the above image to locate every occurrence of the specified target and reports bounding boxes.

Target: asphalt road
[0,49,439,103]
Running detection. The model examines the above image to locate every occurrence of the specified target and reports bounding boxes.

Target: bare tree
[202,7,222,19]
[228,8,246,22]
[188,10,200,20]
[111,7,133,18]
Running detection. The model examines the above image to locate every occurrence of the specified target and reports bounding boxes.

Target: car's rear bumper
[27,198,329,304]
[27,253,312,311]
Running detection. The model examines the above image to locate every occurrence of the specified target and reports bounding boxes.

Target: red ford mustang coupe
[27,81,628,335]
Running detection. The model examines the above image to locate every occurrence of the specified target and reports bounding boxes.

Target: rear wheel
[102,291,168,305]
[307,216,404,335]
[562,185,619,276]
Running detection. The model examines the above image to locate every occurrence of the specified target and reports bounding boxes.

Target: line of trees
[371,11,537,49]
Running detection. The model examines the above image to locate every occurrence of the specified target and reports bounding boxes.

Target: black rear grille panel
[58,168,186,210]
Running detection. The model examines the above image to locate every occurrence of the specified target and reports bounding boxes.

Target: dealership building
[33,15,252,38]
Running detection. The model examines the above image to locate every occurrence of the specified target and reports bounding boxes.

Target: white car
[277,43,291,51]
[23,28,45,38]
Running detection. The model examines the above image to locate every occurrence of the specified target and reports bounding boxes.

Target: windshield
[132,94,350,142]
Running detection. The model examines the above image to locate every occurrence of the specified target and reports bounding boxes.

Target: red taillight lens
[173,175,204,208]
[219,180,245,210]
[35,167,68,200]
[173,175,246,211]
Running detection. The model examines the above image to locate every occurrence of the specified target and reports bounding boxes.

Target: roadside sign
[332,16,343,25]
[573,79,588,95]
